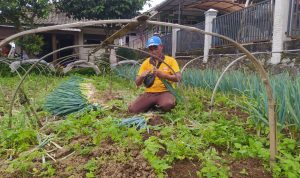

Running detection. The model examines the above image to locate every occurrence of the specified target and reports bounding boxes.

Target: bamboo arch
[0,17,276,164]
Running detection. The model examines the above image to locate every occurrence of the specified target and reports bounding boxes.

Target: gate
[212,0,274,47]
[161,33,172,55]
[288,0,300,37]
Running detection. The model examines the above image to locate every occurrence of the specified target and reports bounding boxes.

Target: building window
[165,18,169,34]
[126,36,130,45]
[84,34,105,44]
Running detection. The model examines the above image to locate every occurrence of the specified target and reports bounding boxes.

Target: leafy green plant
[272,137,300,177]
[84,158,98,178]
[92,117,143,149]
[197,148,229,178]
[0,128,37,154]
[273,153,300,178]
[1,71,299,178]
[232,138,269,160]
[39,163,56,177]
[16,34,44,56]
[142,136,170,177]
[5,150,44,176]
[116,47,140,61]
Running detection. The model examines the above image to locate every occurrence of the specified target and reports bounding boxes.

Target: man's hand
[135,70,150,86]
[153,68,166,78]
[153,67,182,82]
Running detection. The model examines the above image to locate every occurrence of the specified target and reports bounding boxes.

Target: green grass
[0,74,299,177]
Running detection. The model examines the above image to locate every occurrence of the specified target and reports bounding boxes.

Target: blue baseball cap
[146,36,162,48]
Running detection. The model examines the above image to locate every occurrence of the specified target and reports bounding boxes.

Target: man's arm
[154,69,182,82]
[135,70,150,86]
[154,57,181,82]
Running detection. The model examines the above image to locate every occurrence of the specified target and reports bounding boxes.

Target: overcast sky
[141,0,165,13]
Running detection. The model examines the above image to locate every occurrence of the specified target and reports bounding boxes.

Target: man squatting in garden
[128,36,182,114]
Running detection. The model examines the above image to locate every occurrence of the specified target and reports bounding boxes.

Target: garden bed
[0,74,299,177]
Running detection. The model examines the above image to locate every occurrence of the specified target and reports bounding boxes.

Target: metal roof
[149,0,248,15]
[34,10,85,25]
[186,0,245,13]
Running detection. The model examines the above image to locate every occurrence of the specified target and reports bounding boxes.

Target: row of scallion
[113,64,139,81]
[115,65,300,130]
[182,69,300,129]
[44,76,93,116]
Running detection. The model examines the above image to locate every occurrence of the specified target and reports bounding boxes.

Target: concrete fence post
[271,0,291,64]
[78,31,84,60]
[204,9,218,63]
[109,48,117,68]
[172,28,180,58]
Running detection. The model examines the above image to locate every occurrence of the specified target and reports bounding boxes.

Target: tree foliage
[0,0,51,30]
[0,1,51,56]
[16,34,44,56]
[54,0,149,20]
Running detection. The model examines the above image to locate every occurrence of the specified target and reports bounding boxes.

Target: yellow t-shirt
[137,55,180,93]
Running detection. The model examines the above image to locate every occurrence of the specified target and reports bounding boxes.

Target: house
[127,0,267,53]
[128,0,298,64]
[0,10,112,63]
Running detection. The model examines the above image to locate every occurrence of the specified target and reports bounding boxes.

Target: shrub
[115,47,139,61]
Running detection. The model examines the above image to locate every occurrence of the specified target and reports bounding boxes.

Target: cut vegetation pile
[44,76,98,116]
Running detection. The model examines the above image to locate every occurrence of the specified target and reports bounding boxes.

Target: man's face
[148,45,162,57]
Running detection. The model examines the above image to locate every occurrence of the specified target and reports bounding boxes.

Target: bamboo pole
[1,17,277,164]
[209,50,296,110]
[181,56,204,73]
[210,55,247,113]
[0,60,41,129]
[7,44,99,123]
[0,19,137,48]
[91,15,149,54]
[146,20,276,164]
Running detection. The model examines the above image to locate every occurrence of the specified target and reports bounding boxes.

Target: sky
[140,0,165,13]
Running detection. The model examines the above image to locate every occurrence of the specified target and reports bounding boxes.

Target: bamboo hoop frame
[209,49,300,112]
[147,21,276,164]
[6,44,98,126]
[0,60,41,128]
[0,18,276,164]
[181,56,204,73]
[63,60,101,75]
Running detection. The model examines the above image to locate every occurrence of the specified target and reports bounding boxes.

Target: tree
[0,0,51,56]
[54,0,149,20]
[0,0,51,30]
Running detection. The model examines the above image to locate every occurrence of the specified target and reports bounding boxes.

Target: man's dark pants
[128,91,176,114]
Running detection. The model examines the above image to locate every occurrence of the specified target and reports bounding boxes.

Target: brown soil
[166,159,200,178]
[210,144,228,154]
[224,107,249,121]
[52,137,156,178]
[82,83,123,106]
[95,154,156,178]
[203,101,249,122]
[100,91,123,104]
[142,114,165,141]
[142,129,161,141]
[165,158,271,178]
[229,158,272,178]
[156,148,167,158]
[69,135,92,146]
[93,139,156,178]
[147,114,166,126]
[54,154,89,177]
